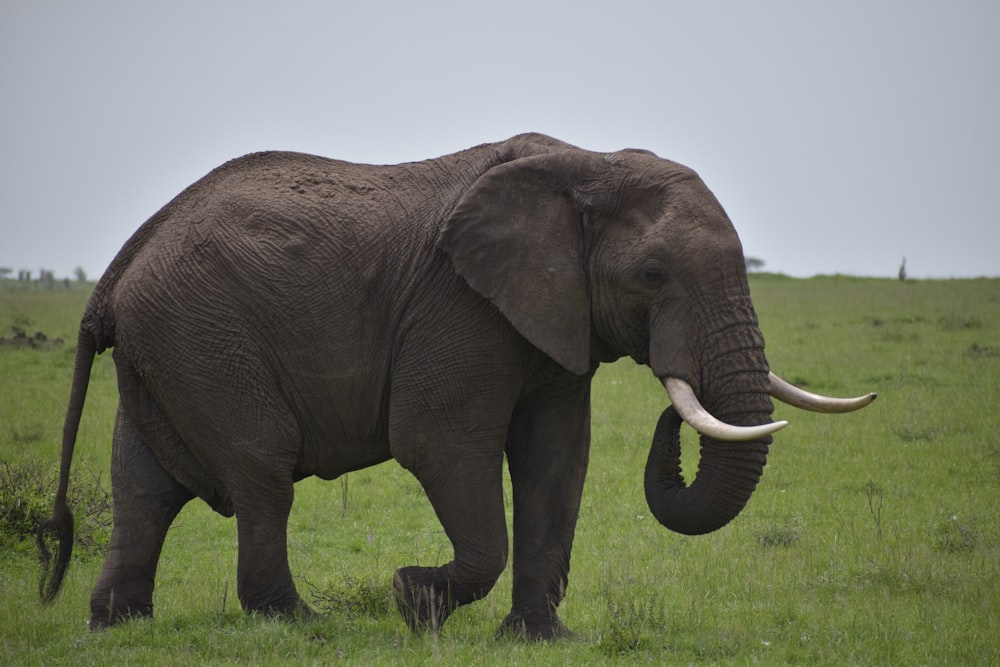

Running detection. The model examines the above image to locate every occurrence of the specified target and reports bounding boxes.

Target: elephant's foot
[393,566,475,633]
[498,610,575,642]
[88,596,153,631]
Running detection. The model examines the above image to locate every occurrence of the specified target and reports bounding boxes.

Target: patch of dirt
[0,326,63,348]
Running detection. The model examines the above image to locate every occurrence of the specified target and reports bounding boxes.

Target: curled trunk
[644,292,776,535]
[643,373,876,535]
[644,405,771,535]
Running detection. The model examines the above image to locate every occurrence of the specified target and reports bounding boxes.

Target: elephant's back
[82,144,487,353]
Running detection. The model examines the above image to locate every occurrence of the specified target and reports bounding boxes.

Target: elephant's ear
[439,153,599,375]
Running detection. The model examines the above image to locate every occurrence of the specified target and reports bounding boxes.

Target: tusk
[769,372,877,413]
[663,377,787,442]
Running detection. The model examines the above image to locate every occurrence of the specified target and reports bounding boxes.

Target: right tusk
[663,377,787,442]
[769,372,877,413]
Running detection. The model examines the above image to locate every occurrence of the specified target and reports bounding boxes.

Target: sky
[2,0,997,280]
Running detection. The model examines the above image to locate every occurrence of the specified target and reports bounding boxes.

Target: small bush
[755,521,802,548]
[308,574,392,619]
[935,516,978,554]
[937,315,981,330]
[966,343,1000,359]
[0,458,112,556]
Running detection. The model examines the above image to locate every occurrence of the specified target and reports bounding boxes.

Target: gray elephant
[37,133,874,639]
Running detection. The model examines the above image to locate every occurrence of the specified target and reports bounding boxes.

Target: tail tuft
[36,510,74,604]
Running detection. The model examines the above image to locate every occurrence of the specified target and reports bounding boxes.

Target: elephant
[36,132,875,639]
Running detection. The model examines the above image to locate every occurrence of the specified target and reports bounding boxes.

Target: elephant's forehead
[612,150,699,182]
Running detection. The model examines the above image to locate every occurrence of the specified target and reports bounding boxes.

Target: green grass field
[1,275,998,665]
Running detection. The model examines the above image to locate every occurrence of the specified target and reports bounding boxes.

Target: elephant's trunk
[643,285,779,535]
[644,404,771,535]
[644,309,776,538]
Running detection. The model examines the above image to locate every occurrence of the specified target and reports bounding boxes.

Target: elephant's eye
[639,263,666,291]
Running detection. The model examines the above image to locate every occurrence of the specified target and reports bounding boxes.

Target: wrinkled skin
[42,133,794,639]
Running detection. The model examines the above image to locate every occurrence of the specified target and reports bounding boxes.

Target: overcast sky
[2,1,997,280]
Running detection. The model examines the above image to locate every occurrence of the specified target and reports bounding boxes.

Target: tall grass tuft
[599,584,667,656]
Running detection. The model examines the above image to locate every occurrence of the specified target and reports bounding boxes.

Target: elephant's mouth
[662,373,877,442]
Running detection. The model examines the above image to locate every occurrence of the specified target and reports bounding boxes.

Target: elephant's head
[440,141,875,535]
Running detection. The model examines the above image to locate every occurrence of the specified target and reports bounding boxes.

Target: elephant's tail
[36,326,98,604]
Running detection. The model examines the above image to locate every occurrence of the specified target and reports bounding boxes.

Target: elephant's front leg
[501,375,593,640]
[392,442,509,633]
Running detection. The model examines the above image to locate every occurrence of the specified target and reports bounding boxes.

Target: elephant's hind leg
[231,471,314,619]
[216,399,313,619]
[90,404,193,629]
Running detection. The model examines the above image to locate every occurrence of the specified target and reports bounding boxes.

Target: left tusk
[663,377,787,442]
[769,372,877,413]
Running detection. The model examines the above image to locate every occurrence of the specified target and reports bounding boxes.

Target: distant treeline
[0,266,90,290]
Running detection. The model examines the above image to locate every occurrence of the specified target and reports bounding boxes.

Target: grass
[1,275,998,664]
